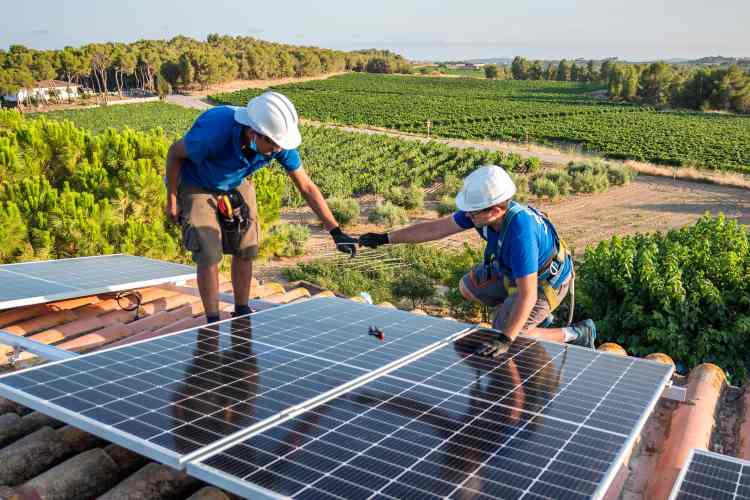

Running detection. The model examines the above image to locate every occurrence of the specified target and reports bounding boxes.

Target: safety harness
[216,189,251,255]
[479,202,573,313]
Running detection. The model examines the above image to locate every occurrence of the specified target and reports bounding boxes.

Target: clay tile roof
[0,279,747,499]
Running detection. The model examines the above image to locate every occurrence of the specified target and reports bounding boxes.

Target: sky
[2,0,748,61]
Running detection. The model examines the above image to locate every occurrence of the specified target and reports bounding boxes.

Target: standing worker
[165,92,357,323]
[360,165,596,356]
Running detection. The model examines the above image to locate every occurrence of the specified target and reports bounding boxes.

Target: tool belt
[216,189,251,255]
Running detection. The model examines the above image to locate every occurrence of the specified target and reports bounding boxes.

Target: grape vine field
[213,73,750,172]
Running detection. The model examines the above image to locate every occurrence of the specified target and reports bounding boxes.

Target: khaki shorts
[460,263,571,335]
[178,180,259,266]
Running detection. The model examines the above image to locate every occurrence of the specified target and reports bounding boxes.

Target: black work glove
[359,232,390,249]
[330,227,358,257]
[474,331,513,358]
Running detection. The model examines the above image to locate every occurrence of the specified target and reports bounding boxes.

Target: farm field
[212,73,750,172]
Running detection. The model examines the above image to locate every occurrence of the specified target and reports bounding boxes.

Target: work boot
[569,319,597,349]
[539,313,555,328]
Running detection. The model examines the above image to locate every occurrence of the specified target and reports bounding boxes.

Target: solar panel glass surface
[0,298,471,467]
[0,255,196,309]
[190,331,673,500]
[670,449,750,500]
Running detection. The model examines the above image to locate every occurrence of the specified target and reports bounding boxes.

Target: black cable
[115,290,143,319]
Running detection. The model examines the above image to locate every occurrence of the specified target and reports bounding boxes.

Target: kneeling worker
[360,165,596,356]
[165,92,357,323]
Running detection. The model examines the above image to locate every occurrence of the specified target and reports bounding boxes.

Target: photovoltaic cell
[189,330,673,499]
[0,254,196,310]
[203,297,471,371]
[669,449,750,500]
[0,298,471,467]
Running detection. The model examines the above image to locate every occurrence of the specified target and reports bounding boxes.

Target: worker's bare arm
[287,167,339,231]
[502,272,538,341]
[165,139,189,223]
[388,216,465,244]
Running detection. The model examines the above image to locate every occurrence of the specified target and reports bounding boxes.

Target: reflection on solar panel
[0,254,196,310]
[669,449,750,500]
[0,298,471,467]
[189,331,674,500]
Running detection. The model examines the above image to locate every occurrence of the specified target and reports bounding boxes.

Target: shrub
[606,163,637,185]
[436,195,457,216]
[530,176,560,199]
[392,271,436,309]
[384,184,424,210]
[258,223,310,260]
[327,197,360,226]
[521,157,542,174]
[437,173,463,197]
[368,201,409,226]
[510,172,529,202]
[578,215,750,382]
[568,160,610,193]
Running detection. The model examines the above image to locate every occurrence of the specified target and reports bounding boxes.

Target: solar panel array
[0,298,471,467]
[190,329,673,500]
[670,449,750,500]
[0,254,196,310]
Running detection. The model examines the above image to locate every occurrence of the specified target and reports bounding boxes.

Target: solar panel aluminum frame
[668,448,750,500]
[591,354,674,499]
[187,337,675,500]
[0,297,474,470]
[0,254,196,310]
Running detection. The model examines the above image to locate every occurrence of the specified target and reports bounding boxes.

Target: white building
[3,80,79,105]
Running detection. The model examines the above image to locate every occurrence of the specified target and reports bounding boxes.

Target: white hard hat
[234,91,302,150]
[455,165,516,212]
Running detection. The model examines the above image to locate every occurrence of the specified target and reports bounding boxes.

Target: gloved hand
[474,332,513,358]
[330,227,358,256]
[359,232,390,249]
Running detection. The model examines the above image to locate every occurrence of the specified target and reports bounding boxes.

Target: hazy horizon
[2,0,748,62]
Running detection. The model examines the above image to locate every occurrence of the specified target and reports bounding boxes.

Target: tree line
[0,35,412,105]
[489,56,749,113]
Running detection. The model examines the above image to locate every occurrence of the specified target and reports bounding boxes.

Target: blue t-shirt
[453,203,572,283]
[181,106,301,191]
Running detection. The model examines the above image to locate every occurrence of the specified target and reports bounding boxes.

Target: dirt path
[255,175,750,284]
[180,72,349,97]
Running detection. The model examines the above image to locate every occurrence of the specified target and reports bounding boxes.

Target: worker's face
[254,132,282,155]
[466,205,505,227]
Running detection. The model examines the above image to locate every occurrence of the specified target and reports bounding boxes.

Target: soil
[255,175,750,284]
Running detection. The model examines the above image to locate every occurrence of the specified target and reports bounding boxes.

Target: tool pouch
[218,189,251,255]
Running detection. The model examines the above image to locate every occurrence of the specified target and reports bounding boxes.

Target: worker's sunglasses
[466,206,493,217]
[257,133,280,149]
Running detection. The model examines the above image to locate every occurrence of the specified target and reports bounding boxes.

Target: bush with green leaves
[283,243,482,315]
[578,215,750,382]
[258,223,310,260]
[391,271,436,309]
[530,176,560,199]
[568,160,610,193]
[383,184,424,210]
[368,201,409,227]
[436,195,457,216]
[0,110,285,263]
[327,197,360,226]
[437,173,464,197]
[606,163,637,185]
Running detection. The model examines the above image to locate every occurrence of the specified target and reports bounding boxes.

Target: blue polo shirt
[181,106,301,192]
[453,203,572,283]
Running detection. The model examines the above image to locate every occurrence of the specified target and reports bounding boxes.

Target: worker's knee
[459,277,481,303]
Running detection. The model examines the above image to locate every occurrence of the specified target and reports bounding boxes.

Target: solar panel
[0,298,471,468]
[0,254,196,310]
[189,331,673,500]
[669,449,750,500]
